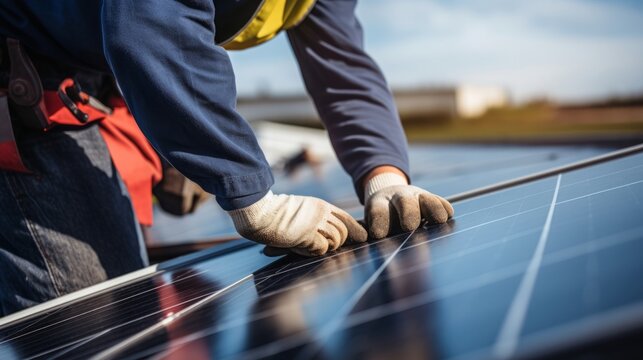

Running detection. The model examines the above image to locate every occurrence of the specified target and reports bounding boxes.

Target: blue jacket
[0,0,409,210]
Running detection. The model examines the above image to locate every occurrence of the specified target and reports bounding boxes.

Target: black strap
[5,38,50,130]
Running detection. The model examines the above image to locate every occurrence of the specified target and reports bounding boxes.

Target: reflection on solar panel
[1,146,642,359]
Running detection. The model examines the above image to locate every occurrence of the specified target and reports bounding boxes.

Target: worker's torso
[0,1,107,84]
[0,0,315,82]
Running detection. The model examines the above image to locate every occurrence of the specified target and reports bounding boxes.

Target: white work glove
[227,191,368,257]
[365,173,454,239]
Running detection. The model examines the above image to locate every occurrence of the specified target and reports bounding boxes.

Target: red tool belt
[0,39,161,225]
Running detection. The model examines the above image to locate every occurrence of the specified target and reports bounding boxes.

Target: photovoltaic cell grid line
[94,151,643,359]
[0,245,275,359]
[0,147,642,359]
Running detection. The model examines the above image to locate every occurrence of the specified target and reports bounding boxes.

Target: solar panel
[2,145,641,359]
[0,242,271,359]
[148,144,615,246]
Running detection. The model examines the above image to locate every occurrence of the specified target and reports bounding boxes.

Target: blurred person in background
[0,0,452,316]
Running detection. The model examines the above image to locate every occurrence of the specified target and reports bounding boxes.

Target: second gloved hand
[365,173,454,239]
[227,192,367,256]
[154,165,211,216]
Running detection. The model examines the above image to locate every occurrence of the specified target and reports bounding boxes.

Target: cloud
[356,0,643,102]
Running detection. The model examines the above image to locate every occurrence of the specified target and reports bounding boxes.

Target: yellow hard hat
[216,0,317,50]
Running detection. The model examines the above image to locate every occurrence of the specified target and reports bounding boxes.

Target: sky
[228,0,643,103]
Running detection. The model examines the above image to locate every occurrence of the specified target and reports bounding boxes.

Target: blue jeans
[0,124,147,316]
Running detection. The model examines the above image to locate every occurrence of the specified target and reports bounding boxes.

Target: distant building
[454,85,510,118]
[237,85,509,125]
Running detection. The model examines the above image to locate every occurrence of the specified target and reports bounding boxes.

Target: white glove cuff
[364,172,408,201]
[227,191,274,230]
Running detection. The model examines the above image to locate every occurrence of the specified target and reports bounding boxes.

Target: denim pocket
[1,125,145,309]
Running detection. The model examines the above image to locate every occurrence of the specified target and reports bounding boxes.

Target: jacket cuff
[216,188,271,211]
[199,168,274,211]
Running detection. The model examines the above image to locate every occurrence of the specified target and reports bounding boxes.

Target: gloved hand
[154,166,211,216]
[364,172,454,239]
[227,192,368,256]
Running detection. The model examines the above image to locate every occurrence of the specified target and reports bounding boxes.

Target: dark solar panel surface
[0,244,272,359]
[1,148,641,359]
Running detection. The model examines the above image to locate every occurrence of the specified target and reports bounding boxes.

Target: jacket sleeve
[287,0,410,204]
[101,0,273,210]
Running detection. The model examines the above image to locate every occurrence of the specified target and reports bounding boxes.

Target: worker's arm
[101,0,272,211]
[101,0,366,255]
[287,0,410,201]
[288,0,453,239]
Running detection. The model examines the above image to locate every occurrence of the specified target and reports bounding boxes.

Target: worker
[0,0,454,316]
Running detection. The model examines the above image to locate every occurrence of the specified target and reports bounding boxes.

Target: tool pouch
[0,39,112,173]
